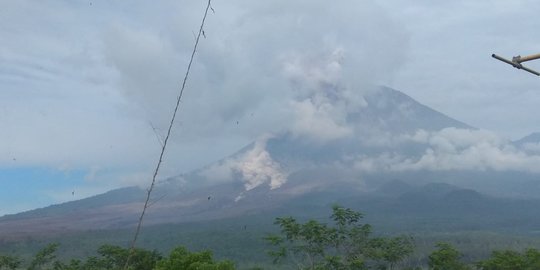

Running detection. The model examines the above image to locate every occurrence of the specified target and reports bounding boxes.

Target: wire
[123,1,213,268]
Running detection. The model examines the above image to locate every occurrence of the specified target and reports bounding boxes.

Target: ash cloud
[198,135,287,190]
[284,49,355,142]
[233,136,288,190]
[104,0,409,148]
[95,0,411,185]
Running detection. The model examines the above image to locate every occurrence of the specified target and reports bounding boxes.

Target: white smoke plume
[199,135,287,190]
[283,48,359,142]
[233,136,287,190]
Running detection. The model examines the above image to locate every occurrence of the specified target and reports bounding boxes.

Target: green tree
[523,248,540,269]
[477,248,540,270]
[368,236,415,270]
[0,255,21,270]
[265,205,414,270]
[477,250,524,270]
[428,242,470,270]
[28,243,60,270]
[155,246,235,270]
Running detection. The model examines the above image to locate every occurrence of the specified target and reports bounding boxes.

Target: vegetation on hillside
[265,205,414,269]
[1,205,540,269]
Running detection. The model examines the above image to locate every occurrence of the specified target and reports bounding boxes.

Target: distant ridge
[514,132,540,146]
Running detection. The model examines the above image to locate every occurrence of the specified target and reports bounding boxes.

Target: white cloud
[283,48,365,142]
[289,99,353,142]
[381,0,540,139]
[521,142,540,154]
[352,128,540,173]
[282,48,345,97]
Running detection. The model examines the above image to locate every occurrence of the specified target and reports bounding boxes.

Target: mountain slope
[514,132,540,146]
[4,86,539,240]
[355,86,471,132]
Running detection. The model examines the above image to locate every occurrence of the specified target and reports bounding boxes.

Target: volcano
[2,86,540,239]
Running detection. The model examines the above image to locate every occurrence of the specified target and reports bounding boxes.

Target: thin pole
[123,1,212,268]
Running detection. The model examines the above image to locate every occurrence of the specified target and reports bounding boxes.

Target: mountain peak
[356,86,472,133]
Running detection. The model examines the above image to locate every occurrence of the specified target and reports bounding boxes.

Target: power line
[123,0,213,268]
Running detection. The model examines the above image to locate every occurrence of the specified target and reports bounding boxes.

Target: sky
[0,0,539,215]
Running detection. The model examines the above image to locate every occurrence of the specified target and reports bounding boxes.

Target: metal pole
[492,54,521,68]
[514,53,540,63]
[492,53,540,76]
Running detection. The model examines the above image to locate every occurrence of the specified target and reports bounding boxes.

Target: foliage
[0,255,21,270]
[28,243,59,270]
[476,248,540,270]
[22,243,232,270]
[52,244,161,270]
[7,206,540,269]
[428,242,471,270]
[265,205,414,269]
[368,236,415,270]
[8,213,540,268]
[156,246,235,270]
